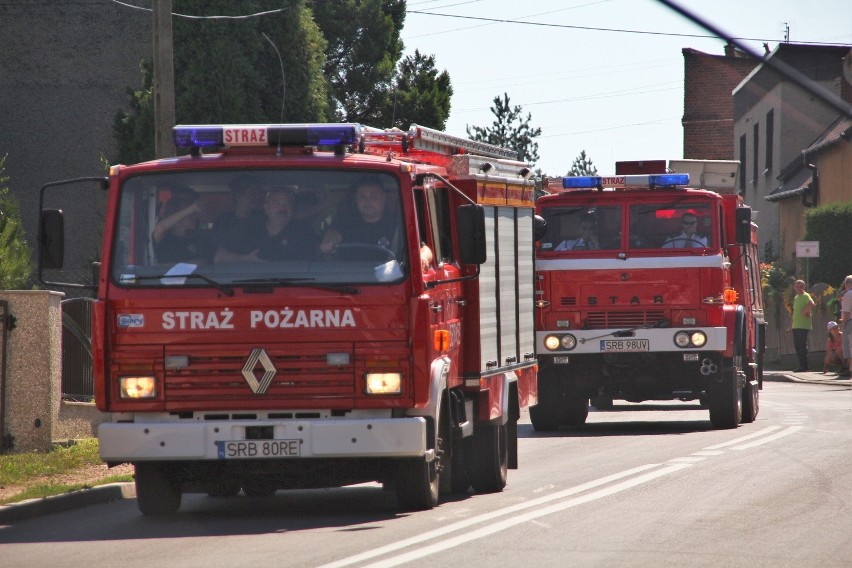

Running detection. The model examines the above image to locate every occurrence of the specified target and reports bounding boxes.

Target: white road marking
[703,426,781,449]
[731,425,803,449]
[316,463,662,568]
[361,464,693,568]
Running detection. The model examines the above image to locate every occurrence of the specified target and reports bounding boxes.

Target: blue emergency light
[562,176,601,189]
[561,173,690,190]
[648,173,689,187]
[173,124,362,148]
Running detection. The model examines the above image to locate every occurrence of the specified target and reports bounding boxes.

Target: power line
[407,9,845,45]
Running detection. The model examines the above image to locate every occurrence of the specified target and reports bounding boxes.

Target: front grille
[585,310,666,329]
[165,350,354,404]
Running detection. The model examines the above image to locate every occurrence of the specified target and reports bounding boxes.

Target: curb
[765,371,852,387]
[0,482,135,524]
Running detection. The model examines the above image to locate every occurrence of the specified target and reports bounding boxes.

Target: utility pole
[153,0,175,158]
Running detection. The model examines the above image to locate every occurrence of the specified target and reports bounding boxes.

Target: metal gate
[61,298,94,401]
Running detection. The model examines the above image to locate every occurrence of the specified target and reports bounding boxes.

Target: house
[732,44,852,261]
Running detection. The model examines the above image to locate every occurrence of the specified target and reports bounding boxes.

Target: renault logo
[242,348,277,394]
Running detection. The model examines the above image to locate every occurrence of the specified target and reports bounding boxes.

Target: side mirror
[39,209,65,270]
[456,204,486,265]
[735,206,752,245]
[533,215,548,242]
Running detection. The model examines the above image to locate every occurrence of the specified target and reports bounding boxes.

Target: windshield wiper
[233,277,360,295]
[126,273,234,296]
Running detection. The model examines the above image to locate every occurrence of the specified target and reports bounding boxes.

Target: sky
[400,0,852,176]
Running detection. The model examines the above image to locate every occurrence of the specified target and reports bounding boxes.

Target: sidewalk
[0,482,136,524]
[765,368,852,387]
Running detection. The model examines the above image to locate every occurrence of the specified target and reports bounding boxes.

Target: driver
[319,177,399,254]
[663,212,708,248]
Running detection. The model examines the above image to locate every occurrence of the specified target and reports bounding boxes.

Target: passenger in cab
[151,189,215,265]
[319,177,399,254]
[215,186,317,262]
[555,218,600,251]
[663,212,708,248]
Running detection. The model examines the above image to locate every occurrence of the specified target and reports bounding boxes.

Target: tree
[567,150,597,176]
[114,1,328,163]
[380,50,452,130]
[0,155,33,289]
[466,93,542,164]
[311,0,405,124]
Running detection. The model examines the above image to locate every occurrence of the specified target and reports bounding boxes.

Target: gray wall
[0,1,151,290]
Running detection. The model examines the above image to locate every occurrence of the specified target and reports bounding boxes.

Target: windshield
[538,205,622,252]
[628,202,715,250]
[111,170,408,288]
[538,201,717,252]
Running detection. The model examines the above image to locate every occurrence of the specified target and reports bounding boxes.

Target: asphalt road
[1,374,850,568]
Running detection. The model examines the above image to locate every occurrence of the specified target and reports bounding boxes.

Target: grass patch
[0,438,103,486]
[0,474,134,505]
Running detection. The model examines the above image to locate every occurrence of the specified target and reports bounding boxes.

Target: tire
[561,387,589,427]
[741,378,759,423]
[709,359,743,429]
[466,422,508,494]
[395,456,439,511]
[135,463,181,516]
[396,402,445,511]
[530,369,561,431]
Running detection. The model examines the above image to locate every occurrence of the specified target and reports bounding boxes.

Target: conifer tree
[568,150,598,176]
[466,93,542,165]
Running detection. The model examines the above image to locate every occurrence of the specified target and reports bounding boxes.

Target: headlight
[544,335,561,351]
[674,331,708,348]
[544,334,576,351]
[690,331,707,347]
[364,372,402,395]
[119,376,158,399]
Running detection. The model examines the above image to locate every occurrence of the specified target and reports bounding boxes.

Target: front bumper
[99,417,428,462]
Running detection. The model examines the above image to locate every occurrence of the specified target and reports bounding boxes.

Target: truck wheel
[466,422,508,493]
[741,378,759,423]
[135,463,181,516]
[396,456,439,510]
[530,370,561,431]
[709,360,742,429]
[561,388,589,427]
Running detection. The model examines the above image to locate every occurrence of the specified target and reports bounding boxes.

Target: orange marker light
[433,329,450,351]
[724,288,738,303]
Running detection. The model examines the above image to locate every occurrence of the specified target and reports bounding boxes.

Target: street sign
[796,241,819,258]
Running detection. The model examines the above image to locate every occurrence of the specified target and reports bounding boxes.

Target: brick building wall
[682,47,756,160]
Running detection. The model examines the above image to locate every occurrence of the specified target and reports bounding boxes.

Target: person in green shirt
[790,279,815,372]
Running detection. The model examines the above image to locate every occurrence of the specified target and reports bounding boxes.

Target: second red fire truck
[39,123,538,514]
[531,159,765,430]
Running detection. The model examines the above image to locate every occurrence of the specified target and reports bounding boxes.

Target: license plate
[600,339,650,352]
[217,439,301,460]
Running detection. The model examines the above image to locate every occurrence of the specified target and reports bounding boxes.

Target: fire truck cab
[39,123,537,515]
[532,159,765,430]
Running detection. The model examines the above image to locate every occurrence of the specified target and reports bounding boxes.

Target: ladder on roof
[360,124,520,161]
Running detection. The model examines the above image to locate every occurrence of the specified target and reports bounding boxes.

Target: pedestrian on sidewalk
[823,321,847,374]
[839,275,852,377]
[789,279,815,372]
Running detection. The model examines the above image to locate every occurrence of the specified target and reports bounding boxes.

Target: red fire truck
[531,159,765,430]
[38,123,538,515]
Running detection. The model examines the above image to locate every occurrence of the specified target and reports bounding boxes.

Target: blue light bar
[562,176,601,189]
[648,173,689,187]
[267,124,361,146]
[174,126,224,147]
[173,124,362,148]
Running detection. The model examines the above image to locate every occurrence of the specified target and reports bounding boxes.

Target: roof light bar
[559,173,690,190]
[173,123,362,149]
